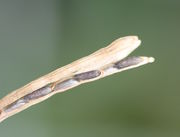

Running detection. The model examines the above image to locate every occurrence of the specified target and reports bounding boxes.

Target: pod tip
[148,57,155,63]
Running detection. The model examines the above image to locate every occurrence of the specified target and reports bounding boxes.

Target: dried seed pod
[0,36,155,123]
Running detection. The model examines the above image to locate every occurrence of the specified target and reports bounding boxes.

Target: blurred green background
[0,0,179,136]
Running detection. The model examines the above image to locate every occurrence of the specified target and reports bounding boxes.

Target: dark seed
[23,84,52,100]
[114,57,143,69]
[74,70,101,81]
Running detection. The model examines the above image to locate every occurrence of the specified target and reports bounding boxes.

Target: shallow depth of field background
[0,0,179,136]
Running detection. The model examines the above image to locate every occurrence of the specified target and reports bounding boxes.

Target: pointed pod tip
[140,56,155,64]
[148,57,155,63]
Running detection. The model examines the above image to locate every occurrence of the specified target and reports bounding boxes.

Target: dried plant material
[0,36,154,123]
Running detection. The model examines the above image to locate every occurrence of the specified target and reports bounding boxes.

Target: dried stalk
[0,36,154,123]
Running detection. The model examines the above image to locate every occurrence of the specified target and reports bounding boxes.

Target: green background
[0,0,179,136]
